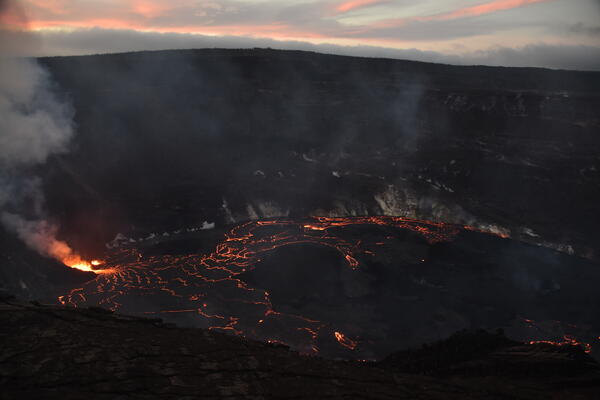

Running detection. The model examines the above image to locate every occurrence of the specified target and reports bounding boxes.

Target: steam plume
[0,57,73,166]
[1,0,82,268]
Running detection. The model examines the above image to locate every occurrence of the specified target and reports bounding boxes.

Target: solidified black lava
[380,329,599,378]
[4,49,599,311]
[51,218,600,361]
[240,244,346,309]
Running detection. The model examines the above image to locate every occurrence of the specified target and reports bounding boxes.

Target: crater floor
[57,217,600,360]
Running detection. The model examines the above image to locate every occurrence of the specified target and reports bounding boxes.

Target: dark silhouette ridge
[2,298,599,399]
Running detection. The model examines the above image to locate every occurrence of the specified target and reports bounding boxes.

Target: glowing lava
[63,257,108,274]
[522,318,593,354]
[529,336,593,354]
[56,217,596,359]
[58,216,465,356]
[334,331,358,350]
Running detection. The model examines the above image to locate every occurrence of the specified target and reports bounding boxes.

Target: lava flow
[529,336,593,354]
[57,216,463,357]
[521,318,594,354]
[56,216,596,359]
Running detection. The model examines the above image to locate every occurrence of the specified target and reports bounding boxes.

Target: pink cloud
[26,0,69,15]
[421,0,553,21]
[131,0,174,19]
[336,0,386,13]
[14,0,562,49]
[372,0,554,29]
[27,18,330,41]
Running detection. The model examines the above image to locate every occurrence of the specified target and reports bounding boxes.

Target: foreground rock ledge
[1,298,599,399]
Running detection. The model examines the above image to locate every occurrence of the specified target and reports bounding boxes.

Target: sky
[1,0,600,70]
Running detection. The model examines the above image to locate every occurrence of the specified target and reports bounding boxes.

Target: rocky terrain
[3,48,596,298]
[0,226,94,301]
[33,49,600,262]
[1,297,599,399]
[1,49,599,397]
[20,217,600,362]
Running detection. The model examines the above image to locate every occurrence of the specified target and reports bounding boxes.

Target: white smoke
[1,213,83,263]
[0,0,80,265]
[0,58,73,166]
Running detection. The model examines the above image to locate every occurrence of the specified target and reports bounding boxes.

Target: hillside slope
[34,49,600,260]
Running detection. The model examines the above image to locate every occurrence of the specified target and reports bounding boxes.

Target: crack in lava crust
[56,216,595,359]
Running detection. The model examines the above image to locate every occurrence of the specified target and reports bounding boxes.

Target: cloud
[16,0,598,45]
[335,0,388,14]
[421,0,555,22]
[365,0,558,37]
[569,22,600,36]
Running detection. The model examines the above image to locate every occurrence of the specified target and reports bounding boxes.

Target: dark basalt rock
[380,329,599,378]
[2,48,599,397]
[4,48,599,301]
[239,244,346,308]
[0,226,95,300]
[1,299,599,399]
[38,220,600,362]
[30,49,600,262]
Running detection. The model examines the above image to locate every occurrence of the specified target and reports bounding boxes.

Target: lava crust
[54,217,600,361]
